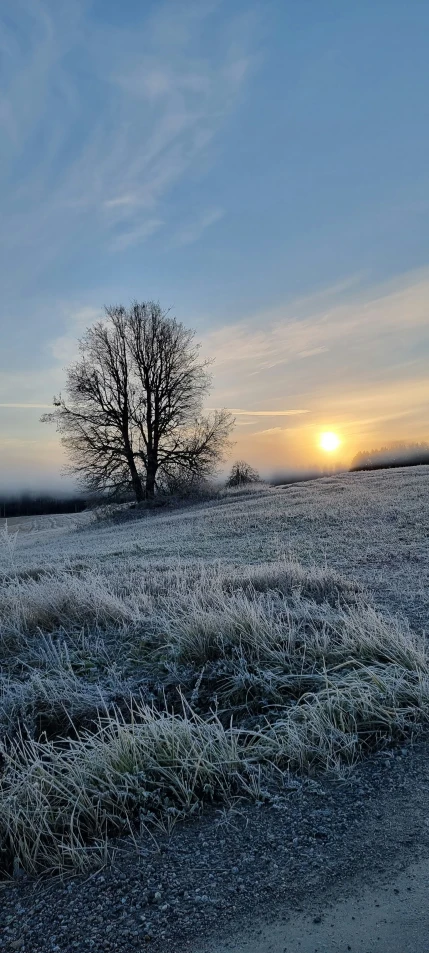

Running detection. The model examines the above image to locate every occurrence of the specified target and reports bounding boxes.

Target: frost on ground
[0,467,428,875]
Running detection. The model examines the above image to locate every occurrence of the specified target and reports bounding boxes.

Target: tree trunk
[145,454,157,499]
[126,453,144,503]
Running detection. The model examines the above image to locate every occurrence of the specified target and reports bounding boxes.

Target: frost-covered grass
[1,467,429,874]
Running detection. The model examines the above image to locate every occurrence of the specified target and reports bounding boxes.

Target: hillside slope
[1,466,428,626]
[1,467,429,951]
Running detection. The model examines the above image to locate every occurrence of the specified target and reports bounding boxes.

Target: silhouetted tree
[226,460,260,487]
[42,302,234,501]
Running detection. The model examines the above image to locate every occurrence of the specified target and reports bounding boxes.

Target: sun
[319,431,341,452]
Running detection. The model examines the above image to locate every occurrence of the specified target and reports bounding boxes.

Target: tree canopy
[43,302,234,501]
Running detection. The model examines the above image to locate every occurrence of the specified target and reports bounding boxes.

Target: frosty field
[1,466,428,876]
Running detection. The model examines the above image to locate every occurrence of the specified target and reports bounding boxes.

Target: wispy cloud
[205,269,429,377]
[173,207,225,246]
[205,268,429,466]
[49,307,102,363]
[254,426,287,435]
[230,409,309,416]
[104,194,141,210]
[298,346,329,359]
[0,1,258,289]
[0,403,52,409]
[48,307,103,365]
[109,219,164,252]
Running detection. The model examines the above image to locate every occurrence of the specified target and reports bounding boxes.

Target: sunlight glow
[319,431,341,452]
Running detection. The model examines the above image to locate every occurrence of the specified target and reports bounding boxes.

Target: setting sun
[319,431,341,452]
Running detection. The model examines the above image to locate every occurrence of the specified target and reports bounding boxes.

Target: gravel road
[2,741,429,953]
[206,858,429,953]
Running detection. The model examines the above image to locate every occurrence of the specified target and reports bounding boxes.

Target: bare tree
[226,460,260,487]
[42,302,234,501]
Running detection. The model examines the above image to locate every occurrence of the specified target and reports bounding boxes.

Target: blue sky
[1,0,429,490]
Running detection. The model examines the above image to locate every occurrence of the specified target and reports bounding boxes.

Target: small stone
[313,914,322,924]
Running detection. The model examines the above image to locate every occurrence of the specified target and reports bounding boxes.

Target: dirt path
[206,859,429,953]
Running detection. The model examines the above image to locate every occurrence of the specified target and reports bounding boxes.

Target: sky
[1,0,429,491]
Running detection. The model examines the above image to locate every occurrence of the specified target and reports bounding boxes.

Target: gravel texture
[2,741,429,953]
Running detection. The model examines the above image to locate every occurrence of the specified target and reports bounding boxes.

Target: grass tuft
[1,510,429,874]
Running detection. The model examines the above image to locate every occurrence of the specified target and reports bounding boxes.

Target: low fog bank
[269,465,345,486]
[351,441,429,472]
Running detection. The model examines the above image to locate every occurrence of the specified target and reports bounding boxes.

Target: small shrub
[226,460,261,488]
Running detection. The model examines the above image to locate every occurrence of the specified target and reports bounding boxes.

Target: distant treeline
[350,442,429,472]
[0,494,87,518]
